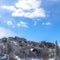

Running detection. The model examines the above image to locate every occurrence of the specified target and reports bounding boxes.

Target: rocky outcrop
[0,36,59,60]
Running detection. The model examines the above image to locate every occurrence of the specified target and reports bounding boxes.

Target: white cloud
[15,0,41,10]
[0,27,15,38]
[42,22,52,26]
[17,21,28,28]
[6,20,13,26]
[1,0,46,18]
[4,20,15,28]
[2,5,16,11]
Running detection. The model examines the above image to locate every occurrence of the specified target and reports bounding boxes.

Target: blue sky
[0,0,60,43]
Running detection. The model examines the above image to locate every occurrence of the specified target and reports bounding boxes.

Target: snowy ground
[0,54,7,59]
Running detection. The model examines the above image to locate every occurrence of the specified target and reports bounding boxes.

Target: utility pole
[55,40,58,60]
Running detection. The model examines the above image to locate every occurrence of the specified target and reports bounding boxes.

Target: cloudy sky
[0,0,60,42]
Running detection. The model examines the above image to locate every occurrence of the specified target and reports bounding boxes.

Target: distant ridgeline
[0,36,60,60]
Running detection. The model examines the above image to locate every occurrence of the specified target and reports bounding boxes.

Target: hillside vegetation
[0,36,60,60]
